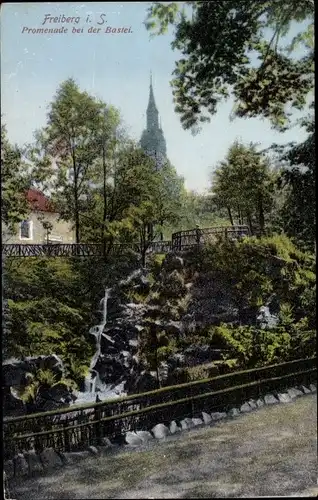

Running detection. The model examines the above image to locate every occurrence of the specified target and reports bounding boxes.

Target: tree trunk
[237,206,242,225]
[102,144,108,259]
[74,189,80,243]
[141,248,146,268]
[72,148,80,244]
[227,206,234,226]
[247,212,253,235]
[140,226,147,268]
[258,195,265,235]
[147,223,154,241]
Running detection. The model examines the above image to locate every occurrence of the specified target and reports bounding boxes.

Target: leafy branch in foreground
[145,1,314,132]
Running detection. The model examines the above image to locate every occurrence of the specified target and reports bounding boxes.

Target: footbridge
[2,225,250,258]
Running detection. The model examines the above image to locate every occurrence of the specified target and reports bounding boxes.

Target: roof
[26,189,57,213]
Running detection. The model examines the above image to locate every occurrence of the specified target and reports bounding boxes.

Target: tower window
[20,220,33,240]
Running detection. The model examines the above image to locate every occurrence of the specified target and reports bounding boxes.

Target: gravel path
[9,394,317,499]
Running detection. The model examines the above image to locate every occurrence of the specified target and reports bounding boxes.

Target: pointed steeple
[147,72,159,129]
[149,70,155,104]
[140,73,167,169]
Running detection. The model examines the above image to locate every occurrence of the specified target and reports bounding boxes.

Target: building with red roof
[26,188,56,213]
[3,189,75,244]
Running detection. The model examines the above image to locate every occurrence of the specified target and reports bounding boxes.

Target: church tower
[140,73,167,169]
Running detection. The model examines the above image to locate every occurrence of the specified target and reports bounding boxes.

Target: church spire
[140,73,167,169]
[147,72,159,129]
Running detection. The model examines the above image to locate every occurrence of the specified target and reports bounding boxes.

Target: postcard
[2,2,315,499]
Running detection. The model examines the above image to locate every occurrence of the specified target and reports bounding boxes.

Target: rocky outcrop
[3,354,65,388]
[186,271,239,326]
[89,270,154,393]
[31,383,77,412]
[3,387,27,417]
[3,355,74,416]
[91,253,238,392]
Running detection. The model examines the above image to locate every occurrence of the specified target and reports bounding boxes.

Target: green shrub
[186,363,219,381]
[147,254,166,278]
[186,234,315,323]
[16,369,77,404]
[160,270,187,298]
[211,323,293,368]
[183,359,239,382]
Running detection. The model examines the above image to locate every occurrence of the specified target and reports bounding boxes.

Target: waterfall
[85,287,111,393]
[73,287,126,405]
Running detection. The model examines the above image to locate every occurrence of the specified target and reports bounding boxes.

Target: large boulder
[3,358,30,387]
[37,354,65,378]
[160,270,187,298]
[125,431,143,446]
[167,353,186,368]
[257,305,279,329]
[40,448,63,470]
[187,272,240,326]
[33,383,76,412]
[117,269,150,294]
[3,387,26,417]
[151,423,170,439]
[3,354,65,388]
[162,253,184,273]
[129,371,159,393]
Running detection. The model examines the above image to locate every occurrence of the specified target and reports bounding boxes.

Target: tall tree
[277,117,315,251]
[31,79,112,243]
[145,1,314,132]
[80,145,159,247]
[211,142,276,234]
[154,161,185,240]
[79,105,122,254]
[1,124,30,237]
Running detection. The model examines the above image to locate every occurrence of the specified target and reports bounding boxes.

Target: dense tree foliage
[145,1,314,132]
[277,118,315,252]
[29,79,121,243]
[28,79,185,254]
[210,141,277,234]
[1,125,30,236]
[186,234,316,368]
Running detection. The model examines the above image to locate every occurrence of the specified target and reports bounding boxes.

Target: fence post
[63,423,70,452]
[195,225,201,248]
[95,405,102,445]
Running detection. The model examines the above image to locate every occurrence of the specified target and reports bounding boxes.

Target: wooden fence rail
[171,225,250,251]
[3,357,316,460]
[2,225,249,258]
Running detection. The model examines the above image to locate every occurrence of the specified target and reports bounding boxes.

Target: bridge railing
[1,243,141,258]
[3,357,316,460]
[2,226,250,257]
[171,225,250,251]
[146,240,172,254]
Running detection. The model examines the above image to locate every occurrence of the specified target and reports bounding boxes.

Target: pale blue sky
[1,2,309,193]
